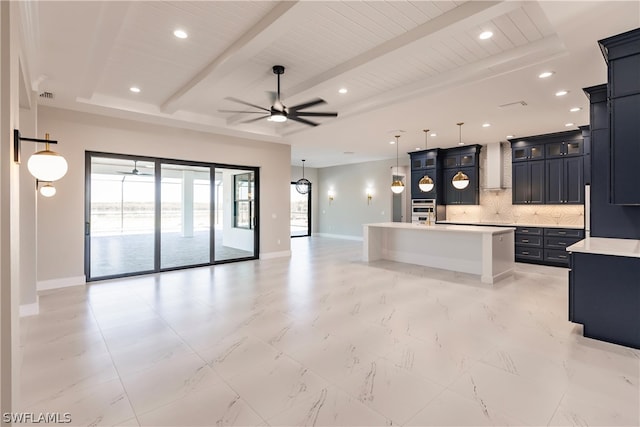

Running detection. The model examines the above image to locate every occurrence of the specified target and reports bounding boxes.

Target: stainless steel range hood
[484,142,504,190]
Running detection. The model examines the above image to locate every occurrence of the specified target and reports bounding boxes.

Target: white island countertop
[363,222,515,284]
[436,220,584,229]
[366,222,515,234]
[567,237,640,258]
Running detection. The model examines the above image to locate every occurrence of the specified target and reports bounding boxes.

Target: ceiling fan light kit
[224,65,337,127]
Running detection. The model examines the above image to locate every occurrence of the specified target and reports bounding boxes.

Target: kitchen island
[363,222,515,284]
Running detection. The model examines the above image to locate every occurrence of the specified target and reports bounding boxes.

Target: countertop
[436,220,584,230]
[365,222,515,235]
[567,237,640,258]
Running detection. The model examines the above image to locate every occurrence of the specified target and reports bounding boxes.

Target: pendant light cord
[395,135,400,175]
[423,129,429,150]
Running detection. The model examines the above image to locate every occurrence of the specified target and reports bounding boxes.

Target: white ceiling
[21,1,640,168]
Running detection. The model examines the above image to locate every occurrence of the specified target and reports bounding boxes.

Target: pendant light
[391,135,405,194]
[452,122,470,190]
[418,129,434,192]
[295,159,311,194]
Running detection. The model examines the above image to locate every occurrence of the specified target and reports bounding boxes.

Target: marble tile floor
[18,237,639,426]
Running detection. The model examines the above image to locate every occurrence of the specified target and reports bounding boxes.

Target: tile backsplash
[445,143,585,227]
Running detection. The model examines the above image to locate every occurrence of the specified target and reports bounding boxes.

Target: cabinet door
[443,156,458,169]
[529,161,545,204]
[611,95,640,205]
[443,168,459,204]
[512,162,529,204]
[457,167,477,205]
[564,156,584,204]
[411,169,437,199]
[546,142,565,158]
[545,158,564,204]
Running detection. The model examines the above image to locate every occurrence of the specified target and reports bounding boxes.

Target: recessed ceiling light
[555,90,569,97]
[338,88,348,94]
[173,29,188,39]
[389,140,395,145]
[507,134,514,138]
[570,107,582,112]
[482,123,491,128]
[415,147,421,151]
[430,133,437,137]
[538,71,554,79]
[129,86,141,93]
[565,122,575,127]
[479,31,493,40]
[458,142,465,146]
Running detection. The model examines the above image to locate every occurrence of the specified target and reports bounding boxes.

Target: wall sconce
[14,130,68,184]
[366,188,373,204]
[328,189,335,204]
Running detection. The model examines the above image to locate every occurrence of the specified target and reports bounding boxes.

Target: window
[234,173,254,229]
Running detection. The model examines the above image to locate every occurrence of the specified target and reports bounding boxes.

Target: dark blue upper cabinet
[599,28,640,206]
[510,131,585,205]
[442,145,481,205]
[408,148,441,202]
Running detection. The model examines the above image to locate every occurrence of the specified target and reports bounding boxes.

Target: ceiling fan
[220,65,338,127]
[117,160,153,176]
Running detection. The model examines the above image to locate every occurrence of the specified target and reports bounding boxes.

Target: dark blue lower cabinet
[569,252,640,349]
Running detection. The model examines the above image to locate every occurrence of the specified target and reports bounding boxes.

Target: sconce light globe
[27,150,68,182]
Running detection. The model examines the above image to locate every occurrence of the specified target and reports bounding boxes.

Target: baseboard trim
[260,250,291,259]
[314,233,363,241]
[37,275,86,291]
[19,299,39,317]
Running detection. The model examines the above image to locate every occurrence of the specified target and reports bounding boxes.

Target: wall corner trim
[260,250,292,260]
[37,275,87,292]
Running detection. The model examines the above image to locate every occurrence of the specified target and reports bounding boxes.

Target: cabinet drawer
[515,246,543,260]
[515,227,543,236]
[544,249,570,265]
[515,235,542,247]
[545,236,577,250]
[544,228,584,238]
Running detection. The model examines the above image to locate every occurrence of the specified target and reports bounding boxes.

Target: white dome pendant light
[452,122,470,190]
[391,135,405,194]
[418,129,434,192]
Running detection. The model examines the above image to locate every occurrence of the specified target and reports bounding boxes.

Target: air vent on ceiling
[498,100,527,108]
[39,91,54,99]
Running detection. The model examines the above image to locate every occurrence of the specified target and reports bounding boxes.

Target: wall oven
[411,199,436,225]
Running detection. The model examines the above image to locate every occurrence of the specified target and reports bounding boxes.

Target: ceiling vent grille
[39,91,54,99]
[498,100,527,108]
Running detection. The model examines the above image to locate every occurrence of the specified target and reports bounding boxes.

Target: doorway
[290,182,311,237]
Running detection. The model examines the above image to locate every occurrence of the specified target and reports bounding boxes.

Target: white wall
[36,106,292,284]
[316,158,407,239]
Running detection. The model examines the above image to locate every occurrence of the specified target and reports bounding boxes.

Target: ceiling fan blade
[240,115,270,124]
[289,98,326,111]
[218,109,267,114]
[290,111,338,118]
[288,116,320,127]
[225,97,269,112]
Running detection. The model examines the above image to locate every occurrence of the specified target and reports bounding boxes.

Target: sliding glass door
[161,163,211,269]
[88,157,156,277]
[85,153,258,281]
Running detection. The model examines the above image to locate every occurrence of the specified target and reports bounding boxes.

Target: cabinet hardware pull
[559,242,566,246]
[522,230,529,233]
[522,251,529,255]
[559,255,567,259]
[558,231,566,234]
[522,239,529,243]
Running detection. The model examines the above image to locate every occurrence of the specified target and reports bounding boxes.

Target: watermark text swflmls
[2,412,72,424]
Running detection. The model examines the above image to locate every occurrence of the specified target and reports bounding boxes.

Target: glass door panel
[161,164,211,269]
[290,183,310,237]
[214,168,255,261]
[88,157,155,278]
